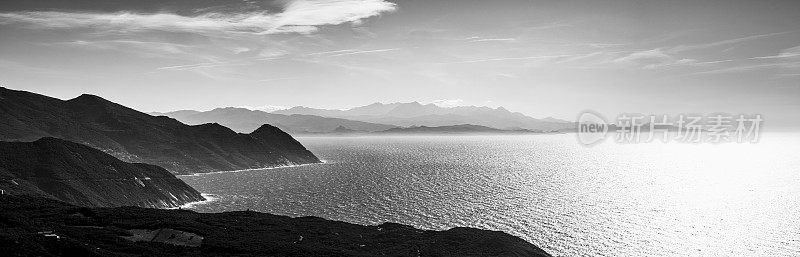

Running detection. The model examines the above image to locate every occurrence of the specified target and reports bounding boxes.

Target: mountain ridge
[0,87,321,174]
[156,102,574,133]
[272,102,574,131]
[151,107,397,134]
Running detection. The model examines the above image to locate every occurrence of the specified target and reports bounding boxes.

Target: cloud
[690,61,800,75]
[554,52,605,64]
[612,49,695,69]
[276,0,396,28]
[439,54,575,64]
[306,49,360,56]
[231,47,251,54]
[690,45,800,75]
[327,48,399,57]
[467,38,516,43]
[0,0,397,35]
[48,40,195,58]
[749,45,800,60]
[257,49,289,58]
[670,31,793,52]
[495,73,518,79]
[157,61,244,71]
[779,46,800,58]
[429,99,465,108]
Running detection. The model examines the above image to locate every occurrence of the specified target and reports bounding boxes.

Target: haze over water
[181,134,800,256]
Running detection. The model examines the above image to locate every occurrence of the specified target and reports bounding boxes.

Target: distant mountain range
[150,107,396,134]
[0,87,320,174]
[377,124,542,134]
[274,102,573,131]
[156,102,574,134]
[0,137,204,208]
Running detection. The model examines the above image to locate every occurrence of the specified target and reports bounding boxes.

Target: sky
[1,0,799,127]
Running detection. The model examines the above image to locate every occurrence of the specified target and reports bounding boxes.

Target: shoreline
[177,160,327,177]
[1,195,552,256]
[169,193,218,210]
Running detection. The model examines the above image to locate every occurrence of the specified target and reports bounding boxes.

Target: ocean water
[179,134,800,256]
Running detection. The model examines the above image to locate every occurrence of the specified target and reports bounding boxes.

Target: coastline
[173,162,328,211]
[177,160,327,177]
[1,195,553,256]
[169,193,218,210]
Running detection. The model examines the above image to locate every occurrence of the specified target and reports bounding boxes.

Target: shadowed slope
[0,195,552,257]
[0,87,320,174]
[0,138,204,208]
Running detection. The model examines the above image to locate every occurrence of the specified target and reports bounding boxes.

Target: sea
[179,133,800,257]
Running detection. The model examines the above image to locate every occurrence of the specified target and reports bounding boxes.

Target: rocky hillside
[0,138,205,208]
[0,87,320,174]
[0,195,552,257]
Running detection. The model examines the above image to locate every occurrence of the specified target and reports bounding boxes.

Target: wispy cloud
[327,48,399,57]
[306,49,360,56]
[670,31,794,52]
[494,73,519,79]
[0,0,397,35]
[157,61,247,71]
[690,62,799,75]
[687,45,800,75]
[467,37,516,43]
[554,52,606,64]
[47,40,196,58]
[748,45,800,60]
[439,54,576,64]
[611,49,695,69]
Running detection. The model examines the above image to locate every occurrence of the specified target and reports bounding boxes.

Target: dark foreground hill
[0,138,204,208]
[0,195,552,257]
[0,87,320,174]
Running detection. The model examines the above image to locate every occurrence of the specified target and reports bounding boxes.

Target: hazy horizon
[1,0,799,127]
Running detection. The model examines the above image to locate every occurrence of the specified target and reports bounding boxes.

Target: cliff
[0,138,204,208]
[0,195,552,257]
[0,87,321,174]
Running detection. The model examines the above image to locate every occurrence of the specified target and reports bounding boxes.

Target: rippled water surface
[180,134,800,256]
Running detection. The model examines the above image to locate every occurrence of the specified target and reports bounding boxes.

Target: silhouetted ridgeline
[152,107,398,134]
[0,138,204,208]
[0,87,320,174]
[0,195,552,257]
[274,102,575,131]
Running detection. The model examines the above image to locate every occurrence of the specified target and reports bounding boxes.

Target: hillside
[0,138,204,208]
[0,195,552,257]
[0,87,320,174]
